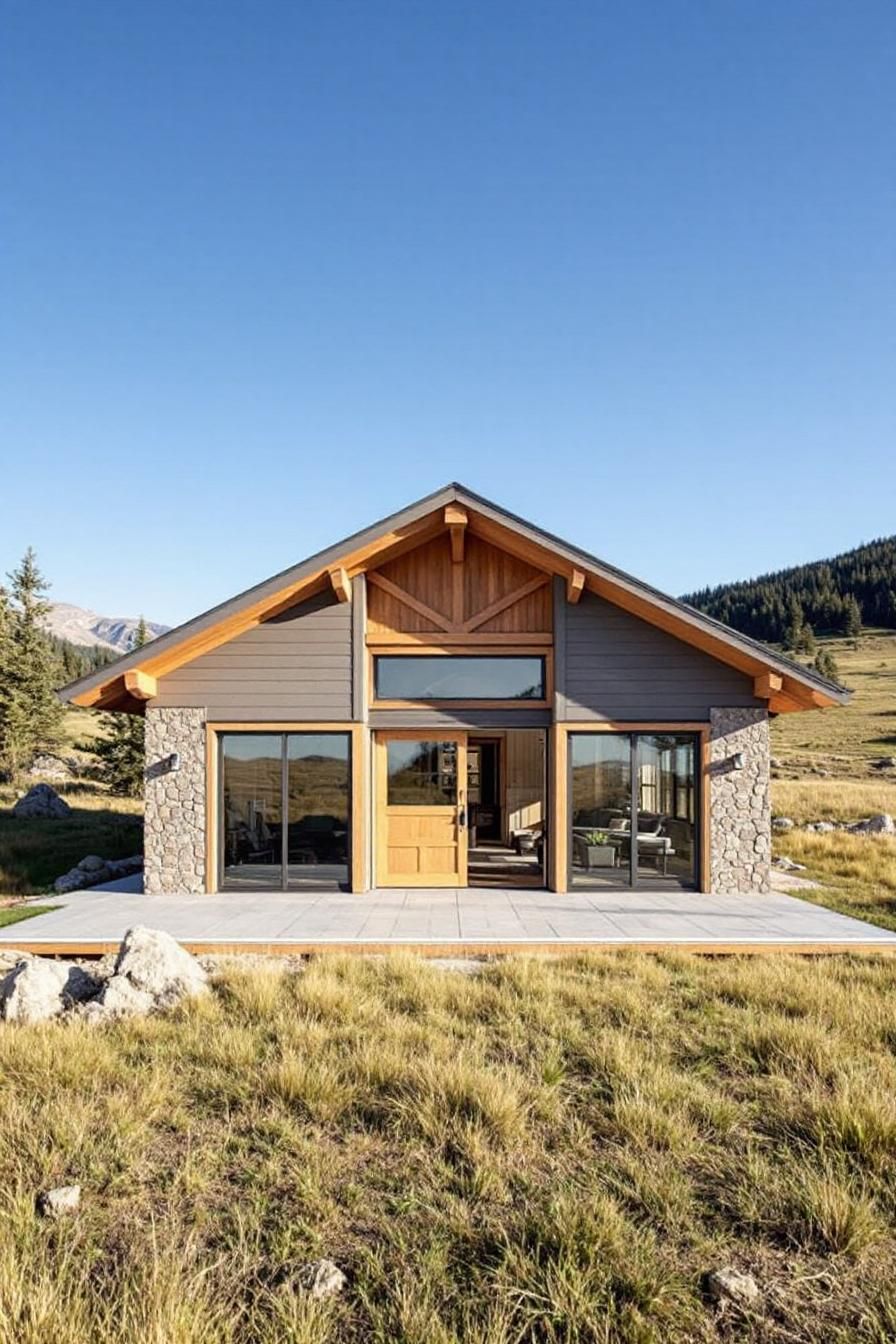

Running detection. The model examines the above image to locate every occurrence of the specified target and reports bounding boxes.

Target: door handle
[458,808,467,829]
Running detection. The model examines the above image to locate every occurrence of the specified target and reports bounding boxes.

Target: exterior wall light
[167,752,181,773]
[731,752,745,770]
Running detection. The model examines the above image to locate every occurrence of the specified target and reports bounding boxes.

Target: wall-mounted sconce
[166,752,181,773]
[731,751,745,770]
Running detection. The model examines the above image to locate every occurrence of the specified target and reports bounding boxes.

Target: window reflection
[570,733,697,889]
[376,656,545,701]
[221,735,282,890]
[220,732,350,891]
[387,740,458,804]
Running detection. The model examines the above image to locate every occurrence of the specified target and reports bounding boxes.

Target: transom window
[374,655,545,702]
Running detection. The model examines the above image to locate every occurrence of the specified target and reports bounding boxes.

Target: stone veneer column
[709,707,771,894]
[144,707,207,894]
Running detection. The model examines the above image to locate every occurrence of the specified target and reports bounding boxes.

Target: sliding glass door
[569,732,698,889]
[220,732,350,891]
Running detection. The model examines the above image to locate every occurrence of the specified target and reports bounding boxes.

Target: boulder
[36,1185,81,1218]
[106,856,144,878]
[0,959,100,1024]
[297,1259,347,1299]
[54,868,89,895]
[871,757,896,771]
[11,784,72,820]
[805,821,836,833]
[848,814,896,836]
[53,853,142,894]
[112,926,209,1005]
[772,817,794,831]
[705,1267,760,1308]
[78,855,107,874]
[773,856,807,872]
[26,754,74,782]
[94,974,156,1018]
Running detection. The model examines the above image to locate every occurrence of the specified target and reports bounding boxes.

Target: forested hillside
[683,536,896,643]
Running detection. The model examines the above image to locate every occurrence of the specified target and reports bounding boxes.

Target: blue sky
[2,1,893,626]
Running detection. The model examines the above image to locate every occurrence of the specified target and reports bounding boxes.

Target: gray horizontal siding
[564,592,762,721]
[151,590,353,720]
[368,709,551,730]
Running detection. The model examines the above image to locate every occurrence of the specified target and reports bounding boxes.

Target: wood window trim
[204,721,365,894]
[368,648,553,711]
[368,632,553,647]
[551,722,710,894]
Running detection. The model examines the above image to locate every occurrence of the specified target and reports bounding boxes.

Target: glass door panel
[286,733,350,891]
[220,731,352,892]
[569,732,699,890]
[636,735,697,887]
[221,734,283,889]
[386,740,458,804]
[570,733,632,888]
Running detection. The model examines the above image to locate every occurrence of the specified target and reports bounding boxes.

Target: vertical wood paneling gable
[366,532,552,639]
[152,590,352,720]
[565,591,762,720]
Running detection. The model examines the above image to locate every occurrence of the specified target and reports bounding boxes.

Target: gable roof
[60,483,850,715]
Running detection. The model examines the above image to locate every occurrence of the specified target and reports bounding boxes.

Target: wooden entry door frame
[375,731,469,887]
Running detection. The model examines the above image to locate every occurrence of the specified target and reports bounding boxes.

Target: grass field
[4,952,896,1343]
[0,705,143,898]
[771,629,896,772]
[769,631,896,931]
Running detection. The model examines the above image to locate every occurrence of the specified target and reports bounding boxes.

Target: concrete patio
[2,878,895,954]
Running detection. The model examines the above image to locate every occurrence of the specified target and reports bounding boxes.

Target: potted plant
[580,830,617,870]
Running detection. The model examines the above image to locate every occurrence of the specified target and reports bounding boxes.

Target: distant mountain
[682,537,896,643]
[43,603,170,654]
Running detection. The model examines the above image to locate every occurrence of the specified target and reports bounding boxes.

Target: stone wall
[144,707,207,894]
[709,707,771,894]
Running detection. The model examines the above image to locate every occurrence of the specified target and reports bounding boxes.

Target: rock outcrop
[0,959,100,1024]
[53,854,143,894]
[11,784,72,820]
[0,927,208,1025]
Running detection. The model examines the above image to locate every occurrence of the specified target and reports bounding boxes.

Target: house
[61,484,846,898]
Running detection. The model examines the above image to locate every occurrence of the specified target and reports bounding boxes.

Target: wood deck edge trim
[4,940,896,957]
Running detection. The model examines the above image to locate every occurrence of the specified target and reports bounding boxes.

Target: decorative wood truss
[366,509,553,646]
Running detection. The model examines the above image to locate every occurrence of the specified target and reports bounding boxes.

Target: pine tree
[0,549,64,777]
[783,594,805,651]
[0,587,12,776]
[800,622,816,655]
[92,618,148,796]
[813,646,840,681]
[843,594,862,638]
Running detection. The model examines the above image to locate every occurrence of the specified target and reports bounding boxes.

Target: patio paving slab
[1,882,895,952]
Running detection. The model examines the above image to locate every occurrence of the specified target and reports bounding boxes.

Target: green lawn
[0,783,142,898]
[0,905,57,929]
[2,953,896,1343]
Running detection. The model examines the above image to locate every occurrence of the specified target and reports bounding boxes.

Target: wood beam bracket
[444,505,468,564]
[567,568,585,604]
[123,669,157,701]
[753,672,783,700]
[329,567,352,604]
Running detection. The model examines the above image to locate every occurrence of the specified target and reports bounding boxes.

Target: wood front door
[375,732,468,886]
